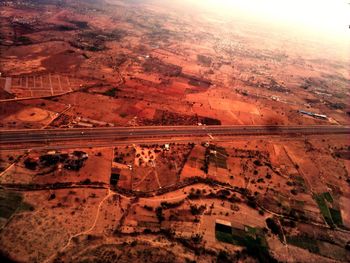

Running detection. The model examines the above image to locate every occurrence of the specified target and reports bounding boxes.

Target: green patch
[329,208,343,226]
[322,192,333,203]
[287,235,320,254]
[0,191,22,218]
[16,36,32,45]
[103,87,118,97]
[316,194,344,228]
[215,223,276,262]
[291,175,306,191]
[245,225,258,235]
[17,202,34,212]
[231,227,248,246]
[326,184,342,197]
[0,190,33,219]
[213,146,228,156]
[314,194,334,226]
[234,231,273,262]
[216,231,234,243]
[208,145,228,169]
[294,175,305,185]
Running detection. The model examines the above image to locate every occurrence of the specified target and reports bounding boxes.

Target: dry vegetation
[0,0,349,262]
[1,136,349,262]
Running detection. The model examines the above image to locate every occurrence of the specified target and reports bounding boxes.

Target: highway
[0,125,349,149]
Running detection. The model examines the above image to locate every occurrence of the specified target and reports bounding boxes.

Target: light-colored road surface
[0,125,349,149]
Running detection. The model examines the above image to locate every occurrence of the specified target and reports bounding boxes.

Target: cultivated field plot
[112,144,193,192]
[0,74,82,99]
[0,137,349,263]
[0,0,349,261]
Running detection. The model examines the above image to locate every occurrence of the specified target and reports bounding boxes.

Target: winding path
[43,189,115,263]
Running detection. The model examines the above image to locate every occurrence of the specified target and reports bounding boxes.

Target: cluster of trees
[160,200,184,209]
[24,151,88,172]
[190,204,206,215]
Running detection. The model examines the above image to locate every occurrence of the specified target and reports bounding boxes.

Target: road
[0,125,349,149]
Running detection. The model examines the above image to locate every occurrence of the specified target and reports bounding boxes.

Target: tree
[24,158,38,170]
[265,218,281,235]
[155,207,165,223]
[48,193,56,200]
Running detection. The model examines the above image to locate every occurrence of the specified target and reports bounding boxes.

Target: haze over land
[144,0,350,60]
[0,0,349,262]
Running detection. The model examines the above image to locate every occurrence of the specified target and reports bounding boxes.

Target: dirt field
[0,0,348,127]
[1,135,349,262]
[0,0,349,262]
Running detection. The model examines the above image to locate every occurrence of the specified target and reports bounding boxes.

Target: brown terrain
[0,0,349,262]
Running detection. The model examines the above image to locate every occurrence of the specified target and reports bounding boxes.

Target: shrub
[143,205,153,211]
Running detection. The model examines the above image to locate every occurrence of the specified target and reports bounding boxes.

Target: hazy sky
[179,0,349,40]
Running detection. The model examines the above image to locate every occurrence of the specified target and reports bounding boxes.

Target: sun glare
[196,0,349,39]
